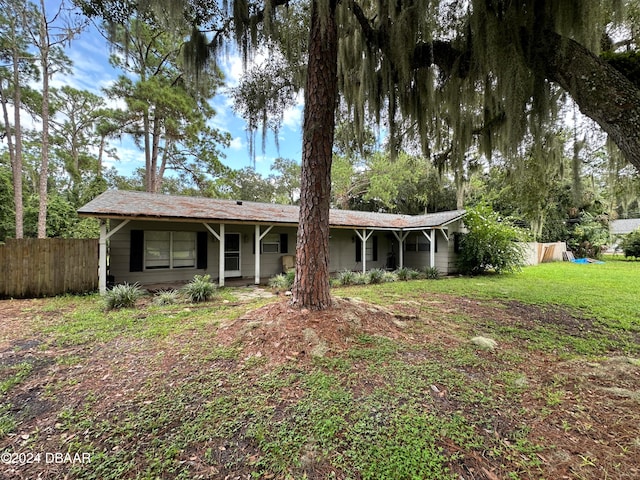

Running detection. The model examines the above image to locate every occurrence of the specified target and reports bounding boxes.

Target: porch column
[392,231,410,269]
[98,219,130,294]
[219,223,225,287]
[430,229,436,268]
[422,229,436,268]
[202,222,225,286]
[254,224,274,284]
[354,228,374,273]
[99,221,107,294]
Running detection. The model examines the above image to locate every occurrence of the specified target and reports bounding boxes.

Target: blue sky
[49,1,304,178]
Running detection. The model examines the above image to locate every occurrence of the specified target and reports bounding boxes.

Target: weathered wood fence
[0,238,98,298]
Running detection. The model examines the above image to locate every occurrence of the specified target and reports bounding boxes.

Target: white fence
[520,242,567,265]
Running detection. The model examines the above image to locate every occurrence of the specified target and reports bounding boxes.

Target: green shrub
[285,268,296,287]
[395,267,420,281]
[352,272,370,285]
[182,274,217,303]
[381,271,398,283]
[153,289,181,306]
[104,283,143,310]
[338,269,357,286]
[621,228,640,260]
[566,212,609,258]
[457,205,526,275]
[368,268,386,284]
[424,266,441,279]
[268,273,293,290]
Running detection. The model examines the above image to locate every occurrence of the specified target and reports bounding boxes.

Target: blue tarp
[571,258,605,264]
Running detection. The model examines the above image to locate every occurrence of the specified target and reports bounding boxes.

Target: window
[262,234,280,254]
[145,231,196,269]
[355,235,378,262]
[405,232,438,252]
[417,235,430,251]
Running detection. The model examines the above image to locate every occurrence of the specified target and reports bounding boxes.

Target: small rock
[471,336,498,351]
[284,291,292,296]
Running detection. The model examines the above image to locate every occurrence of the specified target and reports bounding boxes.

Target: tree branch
[528,29,640,171]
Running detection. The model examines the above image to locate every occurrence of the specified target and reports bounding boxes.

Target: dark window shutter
[130,230,144,272]
[355,238,362,262]
[454,233,462,253]
[434,231,438,253]
[197,231,208,269]
[252,236,255,254]
[372,235,378,261]
[280,233,288,253]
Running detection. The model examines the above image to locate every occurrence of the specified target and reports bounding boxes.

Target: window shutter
[454,232,462,253]
[197,231,208,269]
[355,238,362,262]
[130,230,144,272]
[280,233,288,253]
[434,231,438,253]
[372,235,378,261]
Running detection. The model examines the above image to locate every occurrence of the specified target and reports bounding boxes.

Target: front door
[224,233,241,277]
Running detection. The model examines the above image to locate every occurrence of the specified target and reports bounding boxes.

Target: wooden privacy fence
[0,238,98,298]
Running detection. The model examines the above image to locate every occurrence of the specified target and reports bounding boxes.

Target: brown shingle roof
[78,190,465,230]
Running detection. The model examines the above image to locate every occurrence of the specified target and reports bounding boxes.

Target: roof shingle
[78,190,465,230]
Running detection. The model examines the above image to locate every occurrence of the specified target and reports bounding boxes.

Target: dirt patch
[0,293,638,479]
[217,297,415,365]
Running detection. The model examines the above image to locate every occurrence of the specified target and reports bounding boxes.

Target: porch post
[98,219,130,294]
[99,220,108,294]
[393,231,409,269]
[255,224,260,285]
[430,229,436,268]
[254,224,274,285]
[421,229,437,268]
[354,228,373,273]
[219,223,225,287]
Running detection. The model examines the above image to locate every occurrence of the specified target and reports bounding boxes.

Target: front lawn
[0,260,638,479]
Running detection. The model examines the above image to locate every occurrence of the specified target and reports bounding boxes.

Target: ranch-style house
[78,190,466,293]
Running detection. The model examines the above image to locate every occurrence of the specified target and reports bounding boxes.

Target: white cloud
[282,91,304,131]
[103,143,145,174]
[229,136,244,150]
[283,105,303,131]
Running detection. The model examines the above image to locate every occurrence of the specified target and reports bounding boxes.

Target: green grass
[42,292,276,346]
[3,261,639,479]
[337,257,639,331]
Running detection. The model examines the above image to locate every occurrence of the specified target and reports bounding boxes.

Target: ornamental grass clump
[182,274,217,303]
[104,283,143,310]
[395,267,421,281]
[424,266,441,279]
[337,269,357,286]
[153,289,181,306]
[269,273,291,290]
[367,268,386,284]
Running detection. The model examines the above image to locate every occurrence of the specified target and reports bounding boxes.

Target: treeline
[2,0,639,257]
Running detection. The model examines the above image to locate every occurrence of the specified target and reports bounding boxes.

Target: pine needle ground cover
[0,259,638,479]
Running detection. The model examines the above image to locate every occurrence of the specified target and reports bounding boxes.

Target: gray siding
[107,219,462,285]
[109,220,211,285]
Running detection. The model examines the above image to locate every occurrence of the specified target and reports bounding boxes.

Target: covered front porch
[79,191,465,294]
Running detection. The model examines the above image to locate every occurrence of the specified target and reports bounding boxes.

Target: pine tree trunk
[0,78,23,239]
[37,56,50,238]
[8,44,25,239]
[36,0,49,238]
[292,0,339,310]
